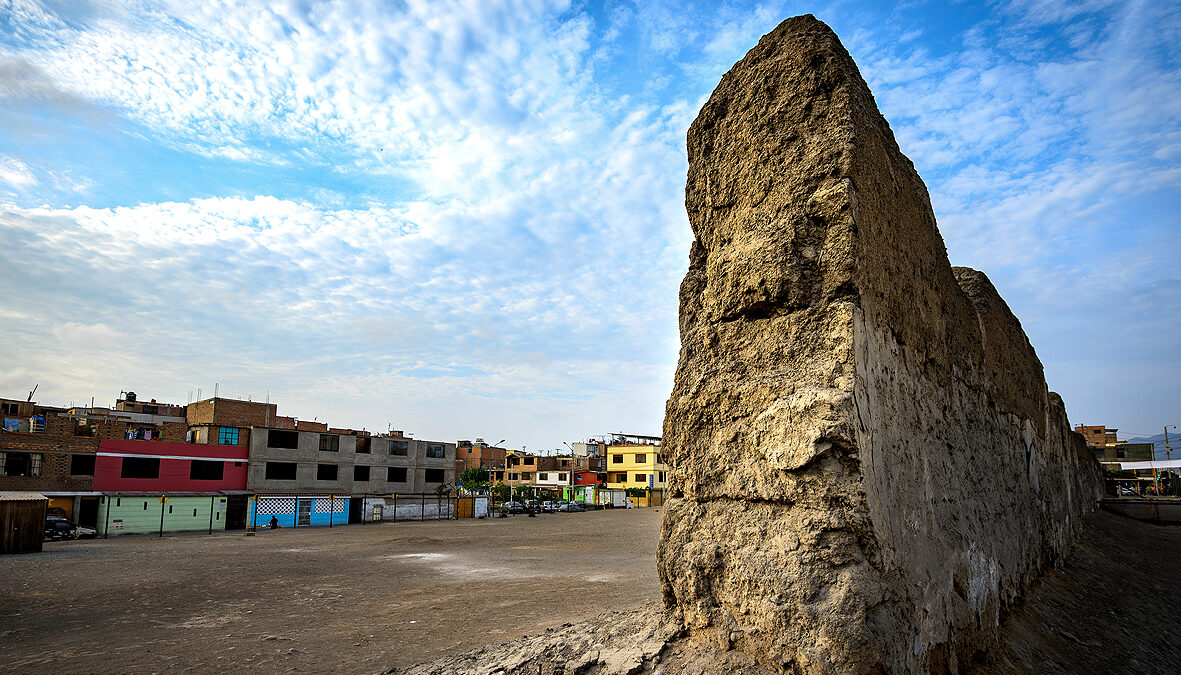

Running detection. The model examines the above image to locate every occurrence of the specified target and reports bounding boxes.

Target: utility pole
[1165,425,1175,460]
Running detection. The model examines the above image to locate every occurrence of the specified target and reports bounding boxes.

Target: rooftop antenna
[214,382,219,398]
[27,384,38,402]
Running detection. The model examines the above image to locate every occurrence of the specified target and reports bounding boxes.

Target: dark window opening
[168,505,173,514]
[424,468,445,483]
[142,405,159,415]
[388,466,407,482]
[389,440,408,456]
[635,454,646,463]
[635,473,646,483]
[268,429,299,449]
[1,452,40,477]
[354,464,370,481]
[190,460,224,481]
[612,454,623,463]
[265,462,297,480]
[317,463,338,481]
[319,434,339,452]
[355,440,370,454]
[70,454,96,476]
[1,402,18,415]
[426,443,445,458]
[120,457,160,479]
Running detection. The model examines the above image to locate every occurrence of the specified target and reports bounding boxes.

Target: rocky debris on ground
[387,609,775,675]
[656,12,1103,674]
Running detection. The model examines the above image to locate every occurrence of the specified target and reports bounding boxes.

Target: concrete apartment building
[249,427,456,495]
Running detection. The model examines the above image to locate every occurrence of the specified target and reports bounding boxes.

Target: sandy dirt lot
[0,508,662,674]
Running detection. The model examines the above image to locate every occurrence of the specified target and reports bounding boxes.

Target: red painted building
[574,470,602,486]
[94,440,248,493]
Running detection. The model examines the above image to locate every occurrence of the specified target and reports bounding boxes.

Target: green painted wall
[96,496,228,536]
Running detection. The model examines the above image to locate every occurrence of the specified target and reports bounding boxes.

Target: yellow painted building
[603,442,667,491]
[501,450,537,489]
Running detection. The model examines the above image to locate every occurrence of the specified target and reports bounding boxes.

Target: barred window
[426,443,445,458]
[217,427,239,445]
[0,452,41,477]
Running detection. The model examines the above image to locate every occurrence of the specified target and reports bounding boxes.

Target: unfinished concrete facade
[656,15,1103,674]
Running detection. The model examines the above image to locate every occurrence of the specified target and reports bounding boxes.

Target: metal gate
[297,499,312,526]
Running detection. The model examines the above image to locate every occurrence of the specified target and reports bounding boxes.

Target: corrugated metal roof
[0,492,49,501]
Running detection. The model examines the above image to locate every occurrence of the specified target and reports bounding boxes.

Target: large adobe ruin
[656,14,1102,673]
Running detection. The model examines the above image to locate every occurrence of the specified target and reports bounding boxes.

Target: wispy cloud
[0,0,1177,446]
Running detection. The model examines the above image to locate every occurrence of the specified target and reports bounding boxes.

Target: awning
[0,492,48,501]
[1119,460,1181,471]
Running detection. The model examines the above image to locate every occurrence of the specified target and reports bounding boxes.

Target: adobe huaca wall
[657,15,1103,674]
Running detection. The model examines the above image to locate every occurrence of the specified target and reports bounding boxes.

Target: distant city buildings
[0,386,663,536]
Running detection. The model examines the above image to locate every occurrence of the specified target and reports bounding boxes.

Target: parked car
[44,516,76,541]
[557,501,584,512]
[502,501,527,514]
[525,499,541,512]
[542,501,557,512]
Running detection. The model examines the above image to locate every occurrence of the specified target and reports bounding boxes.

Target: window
[635,454,646,463]
[389,440,409,456]
[317,464,338,481]
[558,473,567,481]
[388,466,407,483]
[70,454,96,476]
[319,434,339,452]
[659,472,666,481]
[355,440,370,454]
[142,405,158,415]
[560,459,569,467]
[635,473,647,483]
[354,465,370,481]
[265,462,297,480]
[426,443,445,458]
[523,457,534,465]
[217,427,239,445]
[190,460,224,481]
[0,452,41,477]
[424,468,445,483]
[1,402,18,415]
[120,457,160,479]
[612,454,623,463]
[508,472,518,481]
[614,472,628,483]
[268,429,299,449]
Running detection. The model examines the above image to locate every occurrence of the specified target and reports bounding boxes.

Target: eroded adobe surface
[657,14,1102,673]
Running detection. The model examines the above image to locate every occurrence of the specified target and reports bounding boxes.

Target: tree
[459,467,490,490]
[489,482,511,502]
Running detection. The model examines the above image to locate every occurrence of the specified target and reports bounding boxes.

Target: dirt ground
[4,505,1177,674]
[0,508,662,674]
[970,508,1181,674]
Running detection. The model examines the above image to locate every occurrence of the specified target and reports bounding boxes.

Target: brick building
[1074,425,1120,451]
[455,438,507,475]
[185,396,295,448]
[0,393,184,526]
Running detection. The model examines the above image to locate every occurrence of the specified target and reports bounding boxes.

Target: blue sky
[0,0,1178,451]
